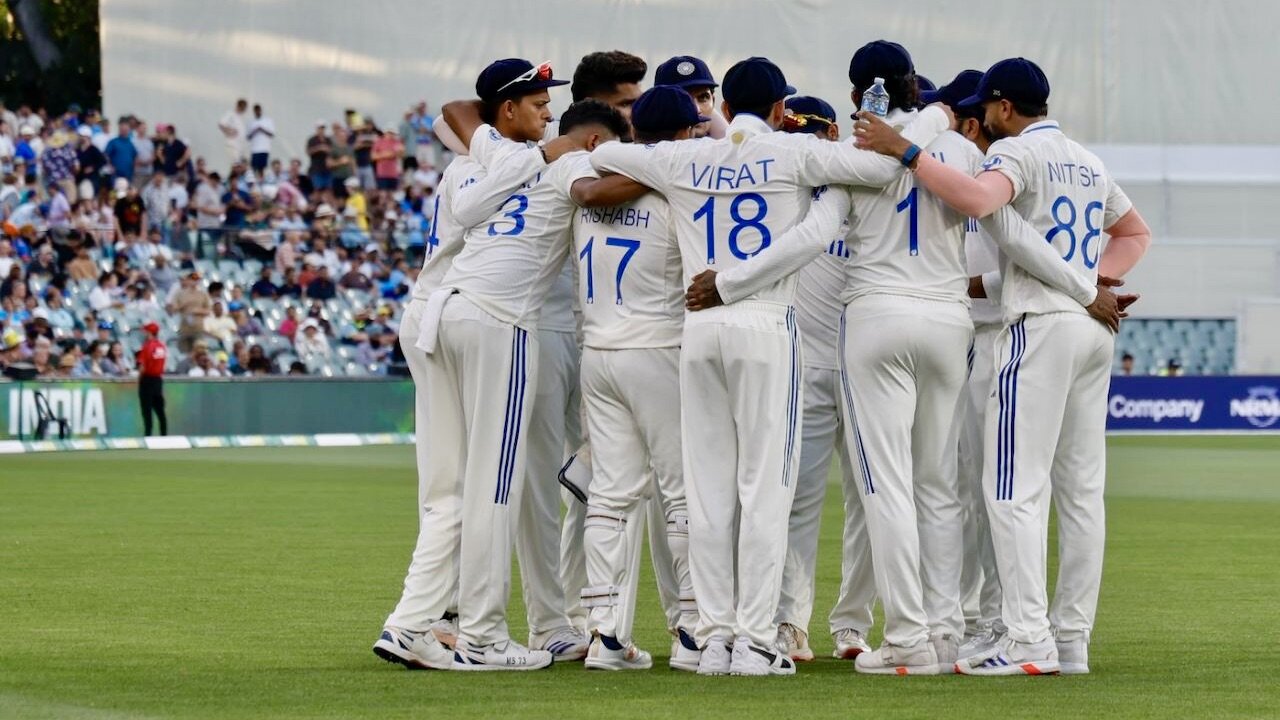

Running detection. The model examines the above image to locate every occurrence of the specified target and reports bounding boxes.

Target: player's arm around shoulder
[589,139,672,190]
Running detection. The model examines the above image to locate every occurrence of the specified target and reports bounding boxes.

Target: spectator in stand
[45,181,73,236]
[250,267,278,299]
[278,305,300,340]
[193,171,224,248]
[41,130,78,199]
[66,244,97,281]
[219,98,249,168]
[80,340,113,377]
[247,104,275,177]
[16,126,38,180]
[104,119,138,184]
[137,321,168,434]
[45,287,76,332]
[337,204,369,249]
[305,265,336,300]
[327,127,355,198]
[0,238,14,278]
[411,101,436,168]
[372,128,405,191]
[88,272,123,311]
[352,119,377,190]
[294,318,332,367]
[141,172,171,239]
[306,121,331,191]
[205,302,238,347]
[31,336,54,376]
[1118,352,1136,376]
[288,360,307,375]
[27,243,58,277]
[187,348,223,377]
[246,344,271,375]
[114,183,145,238]
[274,231,300,275]
[222,166,253,230]
[74,126,108,199]
[398,111,418,170]
[278,266,302,298]
[150,252,177,295]
[107,340,133,376]
[230,301,263,338]
[168,270,211,352]
[157,124,191,178]
[132,120,156,186]
[55,352,80,378]
[339,259,373,291]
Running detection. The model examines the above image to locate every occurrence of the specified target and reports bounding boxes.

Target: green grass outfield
[2,436,1278,719]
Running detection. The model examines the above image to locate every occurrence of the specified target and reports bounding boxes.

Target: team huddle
[371,40,1153,677]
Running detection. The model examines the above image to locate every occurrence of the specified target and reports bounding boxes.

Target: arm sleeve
[981,270,1003,303]
[979,205,1098,307]
[714,185,851,304]
[589,141,666,189]
[451,132,549,228]
[797,106,948,189]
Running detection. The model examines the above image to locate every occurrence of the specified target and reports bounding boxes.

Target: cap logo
[992,89,1002,97]
[677,61,695,76]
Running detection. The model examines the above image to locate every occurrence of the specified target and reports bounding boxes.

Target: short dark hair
[571,51,647,102]
[634,128,683,144]
[558,99,629,140]
[1010,99,1049,118]
[726,101,775,122]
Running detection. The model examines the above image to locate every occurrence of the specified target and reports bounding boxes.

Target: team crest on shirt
[677,61,695,76]
[489,128,501,142]
[982,156,1003,171]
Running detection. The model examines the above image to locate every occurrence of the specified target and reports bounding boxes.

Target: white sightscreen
[102,0,1279,167]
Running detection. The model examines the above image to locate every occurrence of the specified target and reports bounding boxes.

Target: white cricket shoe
[696,635,732,676]
[930,633,959,674]
[431,614,459,649]
[955,635,1059,676]
[831,628,872,660]
[1055,631,1090,675]
[776,623,815,662]
[669,628,701,672]
[372,626,452,670]
[854,641,940,675]
[530,626,590,661]
[584,635,652,671]
[729,636,796,676]
[452,638,553,671]
[959,622,1003,660]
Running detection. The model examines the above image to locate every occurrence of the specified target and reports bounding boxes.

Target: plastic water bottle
[861,77,890,117]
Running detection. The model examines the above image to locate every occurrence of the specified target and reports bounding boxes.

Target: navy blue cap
[783,96,837,134]
[922,69,984,108]
[848,40,914,90]
[722,57,795,111]
[631,86,710,133]
[475,59,570,102]
[959,58,1050,109]
[655,56,718,89]
[916,75,936,94]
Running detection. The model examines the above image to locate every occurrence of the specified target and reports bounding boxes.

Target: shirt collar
[885,107,918,125]
[1021,119,1061,135]
[726,113,775,138]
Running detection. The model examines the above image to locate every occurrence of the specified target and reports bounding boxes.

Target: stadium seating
[1113,318,1236,375]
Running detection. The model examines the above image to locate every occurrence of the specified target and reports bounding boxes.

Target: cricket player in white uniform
[374,114,570,670]
[419,60,619,671]
[858,57,1151,675]
[593,56,950,676]
[766,95,875,664]
[567,87,707,671]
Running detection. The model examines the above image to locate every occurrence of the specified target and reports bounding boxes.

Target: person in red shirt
[137,321,168,436]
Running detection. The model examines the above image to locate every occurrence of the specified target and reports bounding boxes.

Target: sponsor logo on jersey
[981,156,1003,171]
[1229,386,1280,429]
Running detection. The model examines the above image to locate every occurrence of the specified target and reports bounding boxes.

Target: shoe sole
[956,660,1060,676]
[585,657,653,671]
[1060,662,1089,675]
[669,658,701,672]
[452,659,554,671]
[854,664,941,676]
[372,642,450,671]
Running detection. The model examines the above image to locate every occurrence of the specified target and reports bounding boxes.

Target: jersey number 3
[487,194,528,237]
[694,193,771,264]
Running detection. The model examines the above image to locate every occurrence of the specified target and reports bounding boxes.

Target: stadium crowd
[0,98,447,380]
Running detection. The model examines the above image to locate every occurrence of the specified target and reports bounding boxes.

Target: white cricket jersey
[980,120,1132,320]
[411,156,473,299]
[793,220,850,370]
[590,109,949,322]
[841,122,977,306]
[559,152,682,350]
[965,216,1002,327]
[443,125,577,330]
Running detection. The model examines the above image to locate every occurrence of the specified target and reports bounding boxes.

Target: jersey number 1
[896,187,919,256]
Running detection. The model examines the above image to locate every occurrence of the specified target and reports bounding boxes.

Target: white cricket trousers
[385,298,457,630]
[985,312,1112,645]
[958,323,1003,632]
[683,302,802,648]
[516,329,580,638]
[776,366,876,637]
[839,294,971,648]
[580,347,694,644]
[425,294,539,646]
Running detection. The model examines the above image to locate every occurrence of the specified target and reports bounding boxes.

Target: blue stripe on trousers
[996,317,1027,502]
[495,327,528,505]
[837,311,875,496]
[782,307,800,487]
